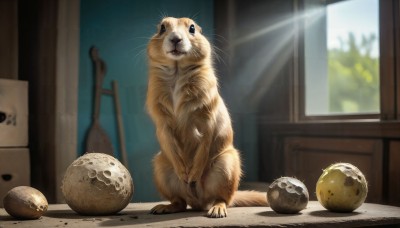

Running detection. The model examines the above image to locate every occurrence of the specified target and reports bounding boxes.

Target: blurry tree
[328,32,379,113]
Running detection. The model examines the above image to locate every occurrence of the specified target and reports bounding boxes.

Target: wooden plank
[395,0,400,120]
[1,202,400,227]
[389,141,400,206]
[0,0,18,79]
[54,0,80,203]
[112,81,129,169]
[379,0,397,120]
[258,121,400,138]
[19,0,80,203]
[19,0,58,203]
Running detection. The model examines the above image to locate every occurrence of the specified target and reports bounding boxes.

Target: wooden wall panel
[389,141,400,206]
[19,0,80,203]
[0,0,18,79]
[284,137,383,203]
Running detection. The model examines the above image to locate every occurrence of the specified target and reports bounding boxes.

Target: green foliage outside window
[328,33,380,114]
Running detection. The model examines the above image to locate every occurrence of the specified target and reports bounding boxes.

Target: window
[300,0,380,118]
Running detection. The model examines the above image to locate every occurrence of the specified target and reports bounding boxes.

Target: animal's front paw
[150,203,186,214]
[207,203,227,218]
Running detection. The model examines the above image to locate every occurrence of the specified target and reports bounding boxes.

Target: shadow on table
[45,208,200,227]
[256,210,361,218]
[45,209,154,224]
[257,211,304,217]
[0,214,23,221]
[40,203,205,226]
[309,210,361,217]
[45,210,95,219]
[45,209,140,218]
[98,209,203,227]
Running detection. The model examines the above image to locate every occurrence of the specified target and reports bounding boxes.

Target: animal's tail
[230,190,269,207]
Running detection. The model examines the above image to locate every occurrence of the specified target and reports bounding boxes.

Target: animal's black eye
[189,24,195,34]
[159,24,166,35]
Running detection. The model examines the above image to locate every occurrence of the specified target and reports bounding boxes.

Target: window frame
[292,0,397,122]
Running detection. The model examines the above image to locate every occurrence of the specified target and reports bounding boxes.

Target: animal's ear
[197,25,203,34]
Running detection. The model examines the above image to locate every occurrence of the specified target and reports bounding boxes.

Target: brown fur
[146,17,268,218]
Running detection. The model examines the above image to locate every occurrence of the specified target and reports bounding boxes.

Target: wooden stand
[1,201,400,227]
[86,46,128,169]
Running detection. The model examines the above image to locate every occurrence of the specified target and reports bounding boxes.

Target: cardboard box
[0,79,28,147]
[0,148,30,207]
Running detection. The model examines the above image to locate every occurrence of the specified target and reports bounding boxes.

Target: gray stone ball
[267,177,309,214]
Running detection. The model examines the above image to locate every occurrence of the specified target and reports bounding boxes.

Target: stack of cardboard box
[0,79,29,207]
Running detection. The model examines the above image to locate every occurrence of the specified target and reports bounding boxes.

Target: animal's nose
[170,36,182,45]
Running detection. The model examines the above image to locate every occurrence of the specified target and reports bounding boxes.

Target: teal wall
[78,0,214,202]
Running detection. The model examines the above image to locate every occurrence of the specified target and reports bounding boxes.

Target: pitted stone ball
[316,163,368,212]
[61,153,134,215]
[3,186,48,219]
[267,177,309,214]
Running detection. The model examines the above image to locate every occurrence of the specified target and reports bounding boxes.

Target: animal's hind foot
[150,202,186,214]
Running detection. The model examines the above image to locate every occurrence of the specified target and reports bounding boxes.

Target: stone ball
[267,177,309,214]
[61,153,133,215]
[316,162,368,212]
[3,186,48,219]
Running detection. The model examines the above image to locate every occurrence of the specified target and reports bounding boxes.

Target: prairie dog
[146,17,268,218]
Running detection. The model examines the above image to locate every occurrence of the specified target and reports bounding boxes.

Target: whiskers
[189,47,202,60]
[126,43,148,66]
[158,11,168,21]
[191,37,230,67]
[126,35,162,65]
[189,12,200,21]
[211,45,228,67]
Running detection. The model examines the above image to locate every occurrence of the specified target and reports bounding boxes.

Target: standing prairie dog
[146,17,268,218]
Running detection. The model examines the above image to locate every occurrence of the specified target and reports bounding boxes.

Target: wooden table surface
[1,201,400,227]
